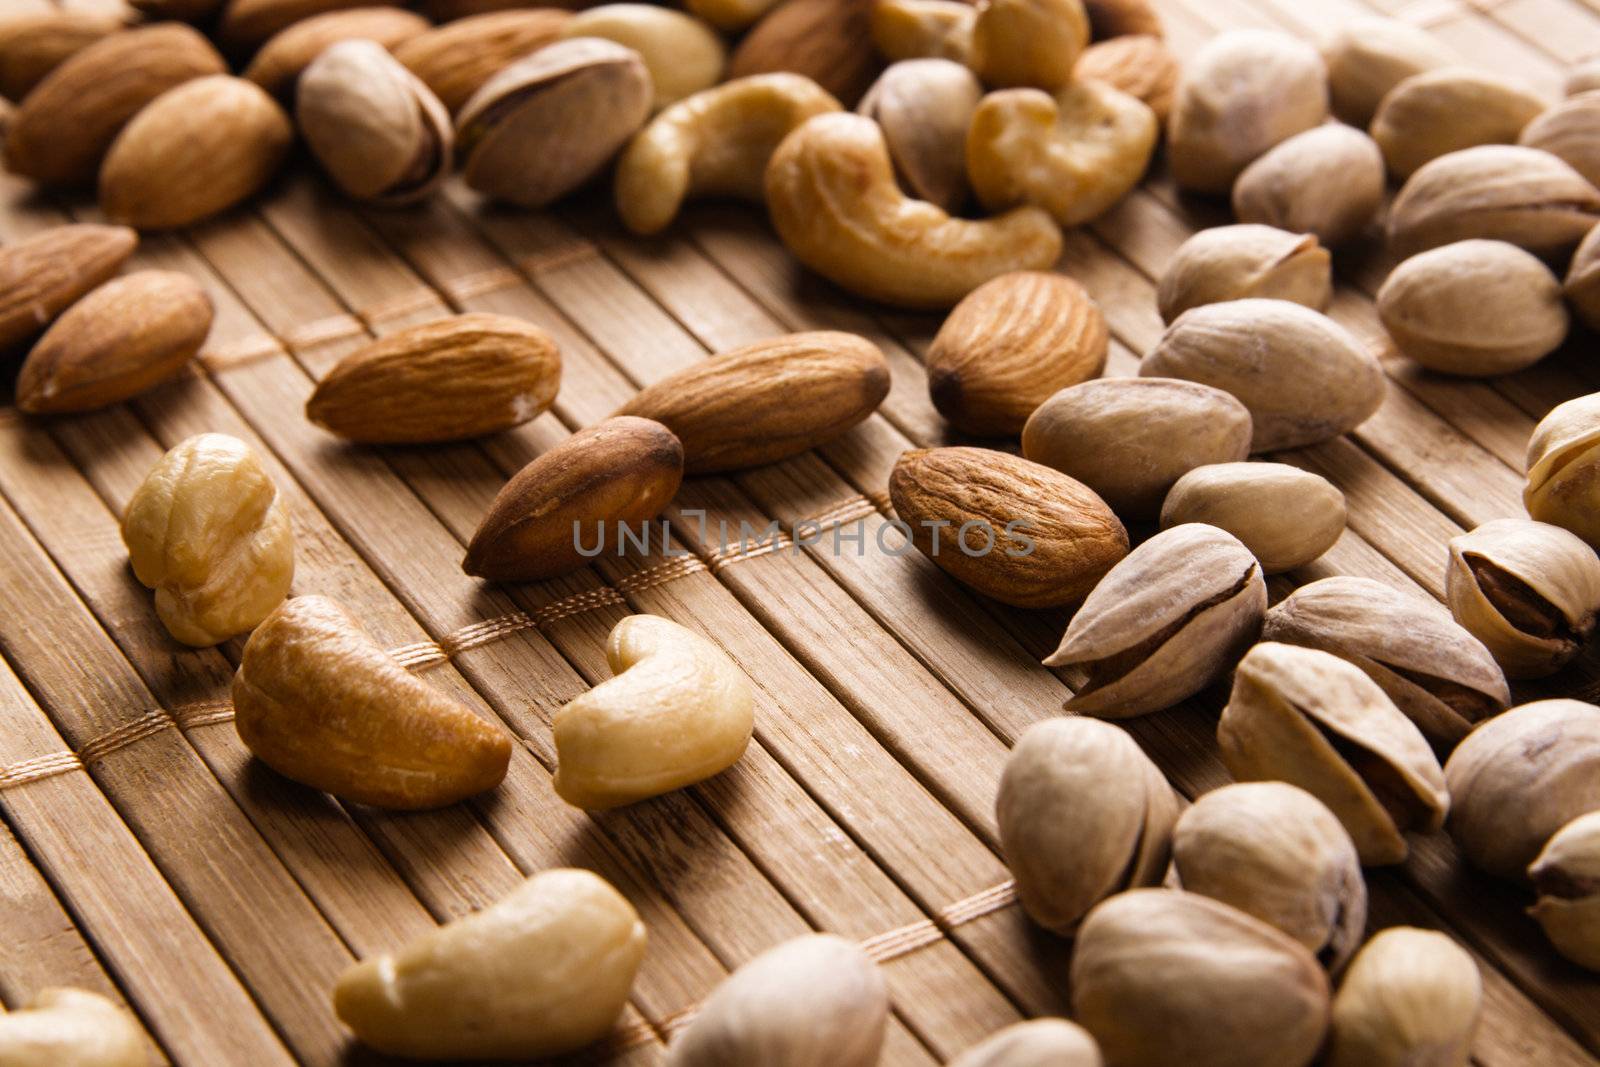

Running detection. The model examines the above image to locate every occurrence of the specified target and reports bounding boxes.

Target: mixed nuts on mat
[6,0,1600,1063]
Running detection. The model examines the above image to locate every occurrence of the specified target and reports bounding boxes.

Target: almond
[131,0,226,22]
[4,24,225,187]
[0,223,136,354]
[393,9,573,113]
[16,270,213,414]
[1075,34,1178,120]
[0,11,124,103]
[99,75,293,231]
[464,416,684,582]
[729,0,880,106]
[615,331,890,472]
[927,271,1107,436]
[245,7,433,98]
[217,0,382,53]
[305,313,561,444]
[889,446,1128,608]
[1084,0,1160,39]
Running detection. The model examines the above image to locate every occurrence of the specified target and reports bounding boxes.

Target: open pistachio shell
[1529,810,1600,970]
[1324,927,1480,1067]
[1525,392,1600,548]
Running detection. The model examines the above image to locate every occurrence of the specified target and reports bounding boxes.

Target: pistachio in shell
[1525,391,1600,548]
[1159,462,1346,575]
[1370,68,1547,181]
[1156,224,1331,324]
[1321,15,1456,127]
[947,1019,1102,1067]
[1529,810,1600,971]
[857,58,980,212]
[1324,927,1481,1067]
[1520,90,1600,189]
[1565,219,1600,329]
[1231,125,1384,246]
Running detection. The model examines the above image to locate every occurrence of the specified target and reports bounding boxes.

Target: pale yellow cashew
[968,0,1089,90]
[554,615,755,810]
[0,988,149,1067]
[559,5,726,110]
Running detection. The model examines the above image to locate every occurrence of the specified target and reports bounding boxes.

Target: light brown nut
[16,270,213,415]
[465,417,683,582]
[1521,90,1600,189]
[234,595,513,809]
[1387,144,1600,259]
[890,446,1129,608]
[968,0,1088,91]
[858,58,981,211]
[686,0,781,32]
[0,12,123,103]
[1525,392,1600,547]
[1159,462,1345,575]
[1262,575,1510,750]
[1022,378,1252,519]
[728,0,879,106]
[997,717,1178,934]
[1044,523,1265,717]
[1529,810,1600,970]
[1568,221,1600,329]
[456,38,651,208]
[122,433,294,648]
[297,39,452,205]
[1324,928,1481,1067]
[616,74,841,236]
[4,24,225,187]
[554,614,754,809]
[99,75,292,230]
[1082,0,1158,39]
[560,5,724,110]
[1218,642,1449,866]
[244,7,432,98]
[0,222,135,355]
[1569,57,1600,97]
[216,0,377,53]
[929,271,1108,436]
[765,112,1063,309]
[1141,299,1383,453]
[614,331,888,472]
[336,869,645,1060]
[868,0,973,64]
[1377,239,1568,376]
[1371,69,1546,180]
[1167,29,1327,194]
[1156,224,1331,324]
[1232,125,1385,246]
[947,1020,1103,1067]
[1322,15,1456,127]
[1447,518,1600,679]
[1071,889,1330,1067]
[665,935,887,1067]
[1444,698,1600,881]
[1074,34,1177,120]
[0,988,149,1067]
[1173,781,1365,969]
[393,10,573,113]
[966,80,1157,227]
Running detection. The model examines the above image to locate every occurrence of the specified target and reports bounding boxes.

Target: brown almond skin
[729,0,880,106]
[306,314,561,444]
[890,447,1128,608]
[0,12,124,103]
[16,270,213,414]
[0,223,136,354]
[217,0,381,53]
[464,417,685,582]
[616,331,890,473]
[234,596,513,809]
[4,24,226,187]
[245,7,434,98]
[928,271,1108,436]
[394,10,574,113]
[1084,0,1160,39]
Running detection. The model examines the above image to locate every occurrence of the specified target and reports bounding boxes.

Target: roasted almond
[393,9,573,113]
[0,223,136,354]
[1075,34,1178,120]
[614,331,889,472]
[217,0,380,53]
[729,0,880,106]
[16,270,213,414]
[244,7,433,98]
[0,11,123,103]
[306,314,561,444]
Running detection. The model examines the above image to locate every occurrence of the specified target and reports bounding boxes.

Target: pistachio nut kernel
[1446,518,1600,678]
[1160,462,1346,575]
[947,1019,1103,1067]
[1565,220,1600,330]
[1218,642,1449,866]
[997,718,1178,934]
[1044,523,1266,718]
[1529,810,1600,971]
[1525,392,1600,548]
[1443,698,1600,881]
[1172,781,1366,969]
[1262,575,1510,750]
[1324,928,1481,1067]
[1156,224,1331,324]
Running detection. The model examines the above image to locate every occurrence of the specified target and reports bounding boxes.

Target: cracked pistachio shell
[1262,575,1510,749]
[1446,518,1600,678]
[1160,462,1345,575]
[1232,125,1384,246]
[997,718,1178,934]
[1565,220,1600,329]
[1218,642,1449,866]
[1172,781,1366,970]
[1529,810,1600,970]
[1322,16,1456,127]
[1071,889,1330,1067]
[947,1019,1102,1067]
[1142,299,1384,453]
[1444,698,1600,881]
[1525,392,1600,547]
[297,40,453,205]
[1370,68,1546,180]
[858,59,980,212]
[1324,928,1481,1067]
[1521,90,1600,188]
[1021,377,1253,520]
[1156,224,1331,323]
[1044,523,1265,717]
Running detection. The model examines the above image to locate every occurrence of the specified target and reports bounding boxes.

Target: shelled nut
[1160,462,1346,575]
[967,0,1089,91]
[0,987,149,1067]
[1232,125,1385,246]
[0,223,136,354]
[393,10,573,113]
[1324,928,1481,1067]
[244,7,432,98]
[1370,68,1546,180]
[1525,392,1600,547]
[1529,810,1600,970]
[1156,224,1331,323]
[728,0,878,106]
[0,12,124,103]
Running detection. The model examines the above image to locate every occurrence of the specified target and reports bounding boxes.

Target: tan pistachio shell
[1524,392,1600,547]
[1565,219,1600,329]
[1322,16,1456,127]
[1324,928,1481,1067]
[1232,125,1385,246]
[394,10,574,114]
[1074,34,1177,120]
[947,1019,1102,1067]
[244,7,433,98]
[1529,810,1600,970]
[858,59,981,212]
[1159,462,1346,575]
[1370,68,1547,180]
[1156,224,1331,323]
[1521,90,1600,188]
[559,4,725,110]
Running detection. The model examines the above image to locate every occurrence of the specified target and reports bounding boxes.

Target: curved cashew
[0,988,149,1067]
[869,0,974,64]
[615,73,841,235]
[969,0,1088,90]
[554,614,754,810]
[967,81,1157,226]
[765,112,1063,309]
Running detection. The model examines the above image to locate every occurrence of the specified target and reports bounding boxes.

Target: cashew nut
[554,614,755,810]
[968,0,1089,90]
[0,989,148,1067]
[869,0,974,64]
[765,112,1063,308]
[559,5,726,110]
[335,869,647,1061]
[967,80,1156,226]
[858,58,982,211]
[615,73,842,236]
